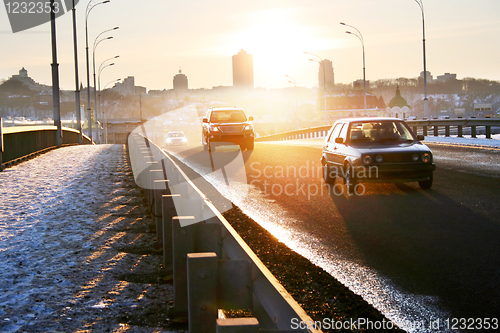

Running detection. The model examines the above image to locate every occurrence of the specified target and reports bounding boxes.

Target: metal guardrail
[128,132,320,333]
[0,122,92,170]
[255,118,500,142]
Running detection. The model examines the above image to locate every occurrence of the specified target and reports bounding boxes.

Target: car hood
[353,142,431,154]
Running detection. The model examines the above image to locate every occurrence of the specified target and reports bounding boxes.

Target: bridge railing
[0,121,92,170]
[255,118,500,142]
[128,131,320,333]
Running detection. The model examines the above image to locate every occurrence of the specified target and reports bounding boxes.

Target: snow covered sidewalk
[0,145,183,332]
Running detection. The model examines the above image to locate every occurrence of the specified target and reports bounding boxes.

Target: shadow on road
[328,183,500,319]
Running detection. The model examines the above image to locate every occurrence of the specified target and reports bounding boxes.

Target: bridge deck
[0,145,181,332]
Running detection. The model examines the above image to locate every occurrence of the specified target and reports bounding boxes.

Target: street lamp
[305,52,327,125]
[101,78,120,144]
[71,0,82,144]
[85,0,110,141]
[413,0,429,119]
[340,22,367,114]
[285,75,299,130]
[98,55,119,140]
[98,62,114,144]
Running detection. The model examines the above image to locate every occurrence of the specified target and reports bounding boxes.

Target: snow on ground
[0,145,185,332]
[422,134,500,147]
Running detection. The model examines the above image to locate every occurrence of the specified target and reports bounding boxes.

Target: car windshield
[210,110,247,123]
[167,132,184,137]
[349,121,416,143]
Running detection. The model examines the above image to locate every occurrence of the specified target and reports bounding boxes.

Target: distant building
[232,49,254,89]
[435,73,457,83]
[319,89,386,120]
[318,59,335,90]
[419,71,433,84]
[387,86,412,118]
[113,76,139,95]
[173,69,188,91]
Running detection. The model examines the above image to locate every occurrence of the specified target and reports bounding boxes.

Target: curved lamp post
[97,62,115,144]
[285,75,299,130]
[85,0,110,141]
[414,0,429,119]
[98,55,119,137]
[340,22,366,114]
[101,78,120,144]
[305,52,327,125]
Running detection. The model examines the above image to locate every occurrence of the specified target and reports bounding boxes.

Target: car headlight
[181,137,187,142]
[362,155,372,165]
[375,155,383,163]
[244,124,253,131]
[412,153,420,162]
[422,152,432,163]
[210,126,219,132]
[166,138,172,143]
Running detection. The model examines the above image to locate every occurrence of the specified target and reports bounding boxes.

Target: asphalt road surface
[166,140,500,329]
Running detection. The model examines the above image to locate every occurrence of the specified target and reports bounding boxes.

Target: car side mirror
[249,116,254,121]
[335,137,344,144]
[202,118,208,123]
[417,135,425,141]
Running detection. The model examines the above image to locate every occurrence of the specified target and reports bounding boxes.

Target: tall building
[232,49,254,89]
[318,59,334,90]
[173,69,188,91]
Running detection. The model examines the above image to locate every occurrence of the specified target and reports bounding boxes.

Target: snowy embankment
[0,145,182,332]
[422,134,500,147]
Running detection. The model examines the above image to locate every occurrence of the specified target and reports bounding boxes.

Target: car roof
[209,107,243,112]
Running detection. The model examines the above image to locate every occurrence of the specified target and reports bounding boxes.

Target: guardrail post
[486,125,491,139]
[153,179,169,246]
[471,125,477,138]
[458,125,463,137]
[169,216,196,318]
[445,125,450,137]
[433,125,439,136]
[162,194,180,270]
[423,125,428,136]
[187,252,218,333]
[0,118,3,172]
[216,318,259,333]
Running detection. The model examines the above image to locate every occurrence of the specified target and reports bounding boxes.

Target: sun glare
[222,8,338,88]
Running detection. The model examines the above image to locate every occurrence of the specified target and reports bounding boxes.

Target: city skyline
[1,0,499,91]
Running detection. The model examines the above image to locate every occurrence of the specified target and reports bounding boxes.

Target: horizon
[1,0,499,91]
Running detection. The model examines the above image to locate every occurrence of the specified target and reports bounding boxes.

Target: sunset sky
[1,0,499,91]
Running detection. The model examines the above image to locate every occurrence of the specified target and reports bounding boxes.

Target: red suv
[202,107,255,151]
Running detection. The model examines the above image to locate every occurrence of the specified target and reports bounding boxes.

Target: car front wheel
[323,162,335,184]
[418,174,433,189]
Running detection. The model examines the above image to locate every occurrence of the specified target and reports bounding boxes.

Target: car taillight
[362,155,372,165]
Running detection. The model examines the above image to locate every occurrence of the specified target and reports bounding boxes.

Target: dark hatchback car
[202,107,255,151]
[321,117,436,191]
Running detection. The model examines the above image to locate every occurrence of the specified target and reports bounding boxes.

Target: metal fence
[254,118,500,142]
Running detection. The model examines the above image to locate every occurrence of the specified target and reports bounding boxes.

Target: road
[165,140,500,331]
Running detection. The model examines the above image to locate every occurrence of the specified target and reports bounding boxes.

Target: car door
[324,123,342,167]
[333,123,350,166]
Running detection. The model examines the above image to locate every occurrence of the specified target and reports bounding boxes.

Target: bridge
[1,119,499,332]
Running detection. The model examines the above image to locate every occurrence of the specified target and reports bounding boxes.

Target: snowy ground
[0,145,186,332]
[422,133,500,147]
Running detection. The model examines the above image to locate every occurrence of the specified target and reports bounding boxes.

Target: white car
[165,131,187,146]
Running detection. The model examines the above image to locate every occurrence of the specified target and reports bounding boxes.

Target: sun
[223,8,335,88]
